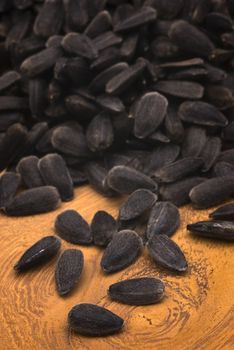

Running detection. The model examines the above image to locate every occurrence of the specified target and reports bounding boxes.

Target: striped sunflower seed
[187,221,234,241]
[91,210,117,246]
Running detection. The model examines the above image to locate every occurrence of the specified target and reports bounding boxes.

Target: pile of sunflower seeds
[0,0,234,337]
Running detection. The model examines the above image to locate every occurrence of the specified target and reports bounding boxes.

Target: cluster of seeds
[0,0,234,338]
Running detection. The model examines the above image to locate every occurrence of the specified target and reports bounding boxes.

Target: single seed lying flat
[107,165,157,194]
[62,33,98,60]
[189,176,234,208]
[55,249,84,296]
[147,234,188,272]
[38,153,74,202]
[101,230,143,273]
[68,303,124,336]
[14,236,61,272]
[5,186,61,216]
[119,189,157,221]
[146,202,180,239]
[133,92,168,139]
[91,211,117,247]
[209,203,234,220]
[108,277,165,305]
[153,80,204,99]
[187,221,234,241]
[55,209,92,245]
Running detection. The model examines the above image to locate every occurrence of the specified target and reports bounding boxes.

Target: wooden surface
[0,185,233,350]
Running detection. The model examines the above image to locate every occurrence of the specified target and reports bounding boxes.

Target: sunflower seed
[218,149,234,165]
[66,0,89,31]
[169,20,215,58]
[33,0,64,38]
[119,189,157,221]
[0,172,21,208]
[210,203,234,220]
[68,167,88,186]
[0,112,23,131]
[114,6,157,33]
[55,249,84,296]
[93,31,122,51]
[14,236,61,272]
[101,230,143,273]
[107,165,157,194]
[213,161,234,177]
[146,201,180,239]
[182,126,207,158]
[187,221,234,241]
[84,11,112,39]
[160,177,205,206]
[200,137,222,172]
[62,33,98,60]
[86,113,114,152]
[85,161,116,197]
[0,71,21,92]
[190,176,234,208]
[16,156,44,189]
[5,186,61,216]
[153,80,204,99]
[55,209,92,245]
[20,47,63,78]
[179,101,228,127]
[96,95,125,114]
[164,109,184,144]
[144,144,180,175]
[91,210,117,246]
[133,92,168,139]
[68,304,124,336]
[105,59,146,95]
[90,47,121,71]
[108,277,165,305]
[147,234,188,272]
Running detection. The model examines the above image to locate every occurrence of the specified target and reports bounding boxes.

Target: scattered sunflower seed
[0,172,21,208]
[187,221,234,241]
[91,210,117,246]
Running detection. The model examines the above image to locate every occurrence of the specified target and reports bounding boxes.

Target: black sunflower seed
[55,209,92,245]
[209,203,234,220]
[182,126,207,158]
[20,47,63,78]
[5,186,61,216]
[147,234,188,272]
[114,6,157,33]
[0,123,28,172]
[187,221,234,241]
[85,161,116,197]
[218,149,234,165]
[160,177,205,207]
[107,165,157,194]
[164,109,185,144]
[200,137,222,172]
[146,201,180,239]
[169,20,215,58]
[68,167,88,186]
[0,71,21,92]
[105,59,146,95]
[0,112,23,132]
[133,92,168,139]
[84,10,112,38]
[17,156,44,189]
[101,230,143,273]
[0,172,21,208]
[33,0,64,38]
[14,236,61,272]
[119,189,157,221]
[62,33,98,60]
[66,0,89,32]
[96,95,125,114]
[55,249,84,296]
[91,210,117,246]
[153,80,204,99]
[86,113,114,152]
[108,277,165,305]
[190,176,234,208]
[153,157,204,183]
[38,153,74,202]
[93,31,122,51]
[90,47,121,71]
[213,161,234,177]
[68,304,124,336]
[29,79,47,118]
[179,101,228,127]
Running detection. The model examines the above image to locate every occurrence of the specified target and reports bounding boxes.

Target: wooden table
[0,186,233,350]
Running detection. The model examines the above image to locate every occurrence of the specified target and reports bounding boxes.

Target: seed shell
[210,203,234,220]
[0,172,21,208]
[147,234,188,272]
[108,277,165,305]
[55,209,92,245]
[91,211,117,247]
[68,304,124,336]
[55,249,84,296]
[187,221,234,241]
[14,236,61,272]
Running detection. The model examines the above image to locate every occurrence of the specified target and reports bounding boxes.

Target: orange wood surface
[0,185,233,350]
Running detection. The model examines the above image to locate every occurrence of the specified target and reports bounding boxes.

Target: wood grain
[0,185,233,350]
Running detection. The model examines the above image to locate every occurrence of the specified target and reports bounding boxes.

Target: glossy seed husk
[147,234,188,272]
[209,203,234,221]
[68,303,124,336]
[187,221,234,241]
[108,277,165,305]
[91,210,117,246]
[14,236,61,272]
[101,230,143,273]
[55,249,84,296]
